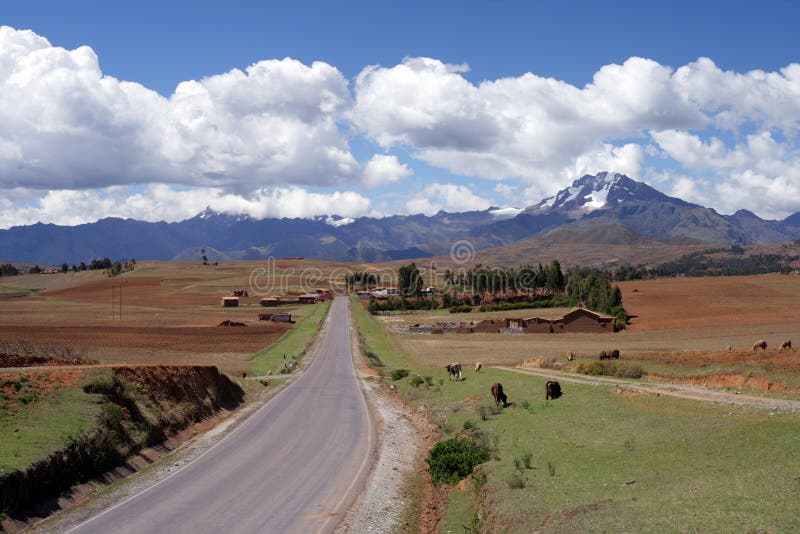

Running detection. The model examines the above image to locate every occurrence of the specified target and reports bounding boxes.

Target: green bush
[390,368,410,381]
[410,375,424,387]
[426,436,491,486]
[449,305,472,313]
[576,360,644,378]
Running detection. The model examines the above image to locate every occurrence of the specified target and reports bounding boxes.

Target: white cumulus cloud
[405,182,491,215]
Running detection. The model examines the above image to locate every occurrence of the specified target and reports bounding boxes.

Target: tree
[201,248,208,265]
[29,265,42,274]
[398,262,422,298]
[60,263,69,273]
[0,263,19,277]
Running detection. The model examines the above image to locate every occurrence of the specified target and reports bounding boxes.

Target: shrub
[489,404,502,415]
[576,360,644,379]
[476,404,489,421]
[424,375,434,387]
[410,375,424,387]
[449,305,472,313]
[427,436,490,486]
[506,472,527,489]
[521,400,531,411]
[462,419,477,431]
[391,369,410,381]
[516,452,533,469]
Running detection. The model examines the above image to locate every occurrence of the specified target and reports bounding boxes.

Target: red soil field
[619,274,800,331]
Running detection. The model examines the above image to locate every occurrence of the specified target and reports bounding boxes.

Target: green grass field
[248,301,330,375]
[353,300,800,532]
[0,369,103,473]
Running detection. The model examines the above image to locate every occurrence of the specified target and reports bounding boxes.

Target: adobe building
[220,296,239,307]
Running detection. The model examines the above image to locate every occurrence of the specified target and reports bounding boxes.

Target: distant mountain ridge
[2,172,800,264]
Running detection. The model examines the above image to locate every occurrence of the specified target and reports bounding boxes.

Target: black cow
[545,380,562,400]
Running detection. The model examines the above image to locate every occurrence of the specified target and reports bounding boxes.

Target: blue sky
[1,0,800,226]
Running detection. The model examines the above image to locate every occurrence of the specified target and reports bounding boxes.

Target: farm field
[354,298,800,532]
[0,261,342,374]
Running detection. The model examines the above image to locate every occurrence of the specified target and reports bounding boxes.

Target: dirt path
[494,366,800,414]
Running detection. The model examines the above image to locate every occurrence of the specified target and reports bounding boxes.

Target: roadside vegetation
[248,302,330,375]
[353,300,800,532]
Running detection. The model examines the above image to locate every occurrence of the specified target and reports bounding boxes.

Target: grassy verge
[0,370,103,473]
[353,301,800,532]
[248,302,330,375]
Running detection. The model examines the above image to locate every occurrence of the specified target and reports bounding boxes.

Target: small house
[298,293,320,304]
[220,296,239,307]
[272,312,293,323]
[557,307,614,333]
[260,296,283,307]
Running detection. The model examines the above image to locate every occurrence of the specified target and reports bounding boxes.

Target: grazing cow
[727,345,732,351]
[753,340,768,351]
[446,362,463,381]
[599,350,619,360]
[491,383,508,407]
[242,372,247,379]
[566,352,575,361]
[598,350,608,359]
[474,362,482,372]
[781,340,792,350]
[545,380,562,400]
[610,349,620,359]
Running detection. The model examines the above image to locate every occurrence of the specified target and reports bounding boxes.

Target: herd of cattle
[753,339,792,351]
[445,361,563,407]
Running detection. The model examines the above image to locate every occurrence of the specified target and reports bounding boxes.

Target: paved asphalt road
[70,297,375,534]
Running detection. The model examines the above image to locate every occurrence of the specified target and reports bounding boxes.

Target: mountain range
[2,172,800,265]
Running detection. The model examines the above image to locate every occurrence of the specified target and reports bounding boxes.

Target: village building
[259,296,284,307]
[272,312,293,323]
[220,296,239,307]
[370,286,398,299]
[298,293,320,304]
[469,307,615,334]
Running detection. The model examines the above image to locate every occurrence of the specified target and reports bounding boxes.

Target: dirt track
[495,365,800,414]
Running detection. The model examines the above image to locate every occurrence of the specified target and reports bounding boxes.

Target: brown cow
[599,350,619,360]
[446,362,463,381]
[753,340,768,351]
[781,340,792,350]
[491,383,508,407]
[566,352,575,361]
[545,380,562,400]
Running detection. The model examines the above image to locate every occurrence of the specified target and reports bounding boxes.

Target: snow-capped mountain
[531,172,680,215]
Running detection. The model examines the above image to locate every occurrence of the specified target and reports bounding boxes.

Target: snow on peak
[581,173,622,211]
[489,207,523,220]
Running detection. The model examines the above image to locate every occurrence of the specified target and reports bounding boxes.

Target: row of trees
[23,257,137,277]
[443,261,566,298]
[371,260,629,327]
[0,263,19,277]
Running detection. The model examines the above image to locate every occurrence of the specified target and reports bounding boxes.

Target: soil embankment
[0,365,244,524]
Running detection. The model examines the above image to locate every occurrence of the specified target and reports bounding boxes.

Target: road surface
[70,297,375,534]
